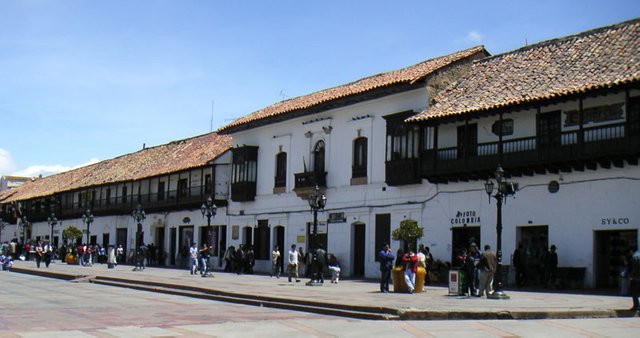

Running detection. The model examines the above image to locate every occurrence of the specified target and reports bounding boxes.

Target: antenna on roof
[525,38,528,46]
[214,100,216,132]
[279,90,287,101]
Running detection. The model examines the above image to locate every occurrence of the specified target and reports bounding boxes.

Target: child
[328,255,341,284]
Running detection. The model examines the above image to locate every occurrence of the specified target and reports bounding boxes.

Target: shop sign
[601,217,630,225]
[451,210,481,225]
[328,212,346,223]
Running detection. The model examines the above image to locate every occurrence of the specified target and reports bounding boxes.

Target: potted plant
[62,226,83,264]
[392,219,424,252]
[391,219,426,292]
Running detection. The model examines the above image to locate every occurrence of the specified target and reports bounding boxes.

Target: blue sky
[1,0,638,178]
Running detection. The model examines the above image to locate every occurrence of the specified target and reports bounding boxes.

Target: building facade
[1,19,638,288]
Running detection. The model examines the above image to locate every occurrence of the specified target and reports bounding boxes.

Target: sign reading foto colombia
[451,210,481,225]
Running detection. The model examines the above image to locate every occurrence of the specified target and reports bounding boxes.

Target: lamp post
[307,185,326,284]
[131,204,146,271]
[484,164,518,300]
[200,196,217,277]
[47,213,58,244]
[81,209,94,245]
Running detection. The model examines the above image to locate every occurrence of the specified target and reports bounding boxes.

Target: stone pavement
[9,260,637,321]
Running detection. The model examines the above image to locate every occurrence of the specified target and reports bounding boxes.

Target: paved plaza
[7,260,639,320]
[2,268,640,337]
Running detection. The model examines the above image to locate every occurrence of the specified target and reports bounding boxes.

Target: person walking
[199,244,210,275]
[43,241,53,268]
[189,242,198,275]
[116,244,124,265]
[271,245,281,278]
[629,246,640,311]
[287,244,300,283]
[477,244,497,298]
[545,245,558,288]
[379,243,394,293]
[34,241,43,268]
[402,247,418,294]
[314,244,328,283]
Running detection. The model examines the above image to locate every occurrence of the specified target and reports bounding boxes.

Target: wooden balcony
[293,171,326,198]
[231,182,256,202]
[385,158,421,186]
[421,122,640,183]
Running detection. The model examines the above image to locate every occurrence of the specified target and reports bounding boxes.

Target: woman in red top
[402,248,418,293]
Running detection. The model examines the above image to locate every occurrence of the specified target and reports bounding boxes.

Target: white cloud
[12,158,100,178]
[0,148,18,176]
[455,31,485,45]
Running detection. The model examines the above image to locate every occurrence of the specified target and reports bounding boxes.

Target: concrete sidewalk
[9,260,638,320]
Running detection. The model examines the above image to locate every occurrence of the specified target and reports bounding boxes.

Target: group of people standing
[222,244,255,275]
[378,243,434,294]
[281,244,340,284]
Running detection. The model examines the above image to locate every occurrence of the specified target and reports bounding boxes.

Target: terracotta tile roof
[408,18,640,122]
[219,45,488,133]
[0,132,232,203]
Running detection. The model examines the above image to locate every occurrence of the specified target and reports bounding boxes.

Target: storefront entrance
[594,229,637,288]
[516,225,548,286]
[451,226,480,263]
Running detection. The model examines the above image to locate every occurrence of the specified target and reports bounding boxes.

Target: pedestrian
[328,254,341,283]
[629,246,640,311]
[545,245,558,288]
[465,243,479,296]
[189,242,198,275]
[298,246,307,277]
[116,244,124,265]
[513,243,526,287]
[379,244,395,293]
[245,245,255,274]
[271,245,281,278]
[235,244,245,274]
[43,241,53,268]
[469,243,481,292]
[287,244,300,283]
[477,244,497,298]
[314,244,328,283]
[199,244,210,275]
[402,247,418,294]
[34,241,43,268]
[224,245,235,272]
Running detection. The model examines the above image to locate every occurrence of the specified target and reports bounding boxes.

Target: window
[121,186,128,204]
[313,140,325,173]
[385,112,419,162]
[105,188,111,205]
[178,178,189,198]
[204,174,212,195]
[352,137,367,178]
[157,181,166,201]
[231,146,258,201]
[275,152,287,188]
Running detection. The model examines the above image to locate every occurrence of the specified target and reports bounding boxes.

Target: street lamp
[307,185,327,284]
[200,196,217,277]
[47,213,58,244]
[81,209,94,245]
[484,164,518,300]
[131,204,146,271]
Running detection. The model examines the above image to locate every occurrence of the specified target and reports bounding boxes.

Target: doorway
[170,227,177,266]
[155,227,165,266]
[451,226,480,263]
[275,226,285,274]
[516,225,549,286]
[352,222,366,277]
[594,229,637,288]
[116,228,128,261]
[218,225,227,268]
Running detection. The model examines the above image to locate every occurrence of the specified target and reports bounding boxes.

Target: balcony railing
[294,171,326,190]
[420,122,638,182]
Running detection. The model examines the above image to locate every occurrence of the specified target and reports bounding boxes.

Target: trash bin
[392,266,426,293]
[448,269,465,295]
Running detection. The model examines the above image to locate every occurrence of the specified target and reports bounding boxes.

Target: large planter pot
[65,253,77,265]
[392,266,426,293]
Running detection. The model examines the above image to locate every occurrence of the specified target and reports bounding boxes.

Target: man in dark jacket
[379,243,395,293]
[314,244,328,283]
